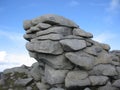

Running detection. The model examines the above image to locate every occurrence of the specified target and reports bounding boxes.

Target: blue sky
[0,0,120,71]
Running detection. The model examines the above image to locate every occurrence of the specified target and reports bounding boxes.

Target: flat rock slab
[98,84,119,90]
[31,14,78,27]
[100,43,110,51]
[50,88,65,90]
[112,79,120,88]
[26,40,63,55]
[65,52,95,70]
[60,39,87,51]
[65,70,90,87]
[14,78,33,86]
[26,27,40,34]
[35,33,63,41]
[45,65,68,85]
[83,45,103,56]
[89,64,117,76]
[89,76,108,86]
[23,33,36,41]
[3,65,29,74]
[36,82,50,90]
[36,22,51,29]
[37,54,73,69]
[73,28,93,38]
[36,26,72,36]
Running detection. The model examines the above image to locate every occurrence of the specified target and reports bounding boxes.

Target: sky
[0,0,120,71]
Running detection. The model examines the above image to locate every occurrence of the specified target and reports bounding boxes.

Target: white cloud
[93,32,116,43]
[69,0,80,7]
[0,51,36,71]
[0,51,7,61]
[108,0,120,11]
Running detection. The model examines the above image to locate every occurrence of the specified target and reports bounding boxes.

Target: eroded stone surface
[65,52,95,70]
[65,70,90,87]
[45,65,68,85]
[60,39,87,51]
[1,14,120,90]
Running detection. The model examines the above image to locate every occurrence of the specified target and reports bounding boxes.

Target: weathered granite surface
[0,14,120,90]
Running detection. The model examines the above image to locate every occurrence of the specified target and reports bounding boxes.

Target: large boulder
[65,70,90,87]
[1,14,119,90]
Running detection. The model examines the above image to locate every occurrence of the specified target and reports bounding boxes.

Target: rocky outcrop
[0,14,120,90]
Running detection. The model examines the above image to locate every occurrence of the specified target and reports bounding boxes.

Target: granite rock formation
[0,14,120,90]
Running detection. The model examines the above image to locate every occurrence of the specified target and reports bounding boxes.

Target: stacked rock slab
[0,14,120,90]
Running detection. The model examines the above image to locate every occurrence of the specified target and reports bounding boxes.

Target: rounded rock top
[31,14,79,28]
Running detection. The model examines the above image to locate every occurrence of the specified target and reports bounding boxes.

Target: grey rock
[0,79,5,86]
[8,89,13,90]
[112,79,120,88]
[60,39,87,51]
[65,52,95,70]
[84,88,91,90]
[23,33,36,41]
[31,14,78,27]
[36,26,72,36]
[110,50,120,58]
[65,70,90,87]
[0,72,4,79]
[89,76,109,86]
[3,65,29,74]
[86,41,93,47]
[45,65,68,85]
[100,43,110,51]
[29,62,43,81]
[50,88,64,90]
[94,51,119,65]
[53,83,64,88]
[33,40,63,55]
[116,67,120,78]
[89,64,117,76]
[23,20,32,30]
[98,83,119,90]
[26,27,40,34]
[14,78,33,86]
[83,45,102,56]
[26,40,63,55]
[28,51,37,58]
[31,62,44,68]
[37,54,73,69]
[110,54,120,65]
[63,35,84,39]
[73,28,93,38]
[26,42,34,51]
[35,33,63,41]
[36,82,50,90]
[36,22,51,29]
[26,86,32,90]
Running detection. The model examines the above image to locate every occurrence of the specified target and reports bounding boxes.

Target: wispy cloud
[68,0,80,7]
[0,51,36,71]
[0,30,23,41]
[107,0,120,12]
[0,26,35,71]
[104,0,120,25]
[93,32,116,43]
